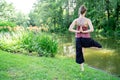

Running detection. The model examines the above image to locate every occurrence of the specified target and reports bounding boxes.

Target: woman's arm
[69,19,80,33]
[81,19,94,33]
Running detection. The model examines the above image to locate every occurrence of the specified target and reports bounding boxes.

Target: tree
[15,12,30,27]
[30,0,76,32]
[29,0,120,35]
[0,0,15,22]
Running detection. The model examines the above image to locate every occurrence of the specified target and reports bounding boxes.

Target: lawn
[0,50,119,80]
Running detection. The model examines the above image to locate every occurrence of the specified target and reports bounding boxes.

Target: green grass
[0,50,119,80]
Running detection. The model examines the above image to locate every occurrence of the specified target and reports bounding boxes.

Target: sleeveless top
[75,17,91,38]
[75,25,90,38]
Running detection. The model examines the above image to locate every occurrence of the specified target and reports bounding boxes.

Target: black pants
[76,37,102,64]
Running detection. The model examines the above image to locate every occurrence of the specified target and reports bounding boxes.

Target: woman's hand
[76,27,83,33]
[79,26,83,33]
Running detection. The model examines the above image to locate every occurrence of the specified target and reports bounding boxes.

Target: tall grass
[0,31,22,52]
[22,31,58,57]
[0,30,58,57]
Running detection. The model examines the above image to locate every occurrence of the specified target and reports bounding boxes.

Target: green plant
[36,33,58,57]
[21,31,58,57]
[0,30,58,57]
[0,21,16,27]
[0,21,16,32]
[21,31,36,52]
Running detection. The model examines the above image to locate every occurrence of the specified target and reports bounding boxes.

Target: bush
[21,31,58,57]
[0,21,16,27]
[36,33,58,57]
[0,32,23,52]
[0,21,16,32]
[21,31,35,52]
[0,31,58,57]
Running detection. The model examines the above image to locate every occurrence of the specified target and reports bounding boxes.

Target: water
[58,34,120,77]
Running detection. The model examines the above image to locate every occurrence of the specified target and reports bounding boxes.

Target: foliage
[15,12,30,27]
[0,21,16,27]
[29,0,120,36]
[0,32,23,52]
[0,0,15,21]
[74,0,120,36]
[0,0,30,27]
[29,0,75,32]
[0,21,16,32]
[0,0,119,36]
[0,30,58,57]
[36,33,58,57]
[22,31,58,57]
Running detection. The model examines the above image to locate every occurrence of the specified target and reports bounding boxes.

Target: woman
[69,5,102,71]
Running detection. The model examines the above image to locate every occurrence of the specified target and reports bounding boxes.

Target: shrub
[36,33,58,57]
[0,21,16,27]
[21,31,35,52]
[0,21,16,32]
[21,31,58,57]
[0,32,23,52]
[0,30,58,57]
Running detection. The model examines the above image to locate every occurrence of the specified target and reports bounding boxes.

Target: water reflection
[84,49,120,76]
[58,34,120,77]
[64,45,75,54]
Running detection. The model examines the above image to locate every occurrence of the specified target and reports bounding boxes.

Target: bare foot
[81,66,84,71]
[80,63,84,71]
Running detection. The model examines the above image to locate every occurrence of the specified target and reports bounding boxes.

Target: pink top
[75,26,90,38]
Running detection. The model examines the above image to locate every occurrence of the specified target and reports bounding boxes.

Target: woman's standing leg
[80,48,84,71]
[80,63,84,71]
[76,38,84,71]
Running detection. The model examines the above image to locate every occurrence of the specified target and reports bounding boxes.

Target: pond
[57,33,120,77]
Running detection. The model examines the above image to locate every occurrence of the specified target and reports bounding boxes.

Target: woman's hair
[78,5,87,15]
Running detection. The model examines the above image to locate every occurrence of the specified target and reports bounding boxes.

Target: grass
[0,50,119,80]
